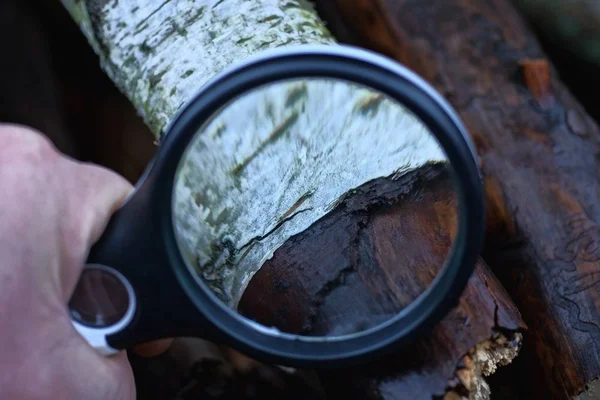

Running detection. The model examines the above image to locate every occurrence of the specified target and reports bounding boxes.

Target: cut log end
[577,378,600,400]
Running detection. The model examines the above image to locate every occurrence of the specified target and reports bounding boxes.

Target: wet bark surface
[239,163,456,336]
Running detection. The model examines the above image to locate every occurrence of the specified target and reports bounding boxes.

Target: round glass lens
[69,265,130,328]
[172,77,458,339]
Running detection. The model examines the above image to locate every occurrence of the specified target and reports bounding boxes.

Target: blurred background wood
[313,0,600,398]
[0,0,156,182]
[514,0,600,69]
[513,0,600,126]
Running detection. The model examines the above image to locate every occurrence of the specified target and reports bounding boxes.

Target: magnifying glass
[68,44,484,368]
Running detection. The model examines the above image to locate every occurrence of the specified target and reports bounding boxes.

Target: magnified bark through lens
[172,77,458,338]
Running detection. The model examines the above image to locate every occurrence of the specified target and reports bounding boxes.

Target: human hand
[0,124,170,399]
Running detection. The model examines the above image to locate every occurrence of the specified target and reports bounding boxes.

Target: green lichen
[356,94,385,116]
[265,102,275,120]
[257,39,277,49]
[212,123,227,138]
[181,69,195,78]
[134,22,150,34]
[285,84,308,108]
[183,6,206,28]
[236,36,253,45]
[260,15,282,23]
[172,21,188,36]
[152,25,180,49]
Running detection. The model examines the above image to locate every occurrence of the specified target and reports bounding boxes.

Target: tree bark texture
[312,0,600,398]
[60,0,336,136]
[239,162,525,400]
[171,79,448,308]
[59,1,526,399]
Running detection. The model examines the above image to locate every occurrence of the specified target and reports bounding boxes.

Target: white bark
[60,0,336,136]
[61,0,450,310]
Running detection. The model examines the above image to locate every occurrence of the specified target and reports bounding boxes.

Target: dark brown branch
[312,0,600,397]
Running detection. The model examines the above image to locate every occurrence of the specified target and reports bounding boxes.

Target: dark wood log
[240,162,525,400]
[311,0,600,398]
[11,1,544,398]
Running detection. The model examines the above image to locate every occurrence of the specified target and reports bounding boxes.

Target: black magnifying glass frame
[75,44,484,369]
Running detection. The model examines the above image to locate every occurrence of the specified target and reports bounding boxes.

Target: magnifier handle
[67,188,214,356]
[68,199,142,357]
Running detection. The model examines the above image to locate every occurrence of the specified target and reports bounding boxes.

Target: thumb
[56,152,173,356]
[56,155,133,300]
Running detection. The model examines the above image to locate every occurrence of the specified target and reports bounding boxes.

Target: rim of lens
[156,44,483,365]
[171,77,457,341]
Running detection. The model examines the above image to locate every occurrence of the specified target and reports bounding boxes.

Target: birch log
[60,0,336,136]
[60,1,525,399]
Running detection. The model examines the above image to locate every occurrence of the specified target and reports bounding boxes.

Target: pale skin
[0,123,172,399]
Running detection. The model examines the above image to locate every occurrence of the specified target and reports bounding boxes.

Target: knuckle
[0,123,58,167]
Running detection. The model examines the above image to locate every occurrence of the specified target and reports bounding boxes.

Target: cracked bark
[240,163,526,399]
[311,0,600,398]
